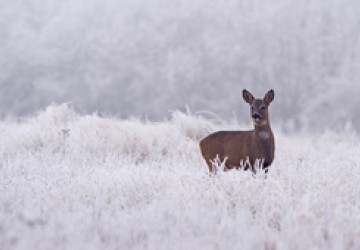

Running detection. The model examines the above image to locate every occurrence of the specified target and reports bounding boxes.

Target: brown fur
[199,89,275,173]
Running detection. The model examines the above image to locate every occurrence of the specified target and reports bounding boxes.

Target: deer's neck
[253,122,273,141]
[252,122,274,165]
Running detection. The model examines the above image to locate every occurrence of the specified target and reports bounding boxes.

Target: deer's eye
[260,106,266,110]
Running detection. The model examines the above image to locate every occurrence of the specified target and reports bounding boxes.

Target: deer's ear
[264,89,274,105]
[243,89,254,104]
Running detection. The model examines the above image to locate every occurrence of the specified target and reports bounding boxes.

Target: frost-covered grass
[0,104,359,250]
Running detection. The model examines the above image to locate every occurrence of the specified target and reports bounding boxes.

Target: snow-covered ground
[0,104,359,250]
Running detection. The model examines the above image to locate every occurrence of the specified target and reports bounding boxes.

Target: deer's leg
[249,159,256,174]
[206,160,213,172]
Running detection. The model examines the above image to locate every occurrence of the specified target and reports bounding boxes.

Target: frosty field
[0,104,359,250]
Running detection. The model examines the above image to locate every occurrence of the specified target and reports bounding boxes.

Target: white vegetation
[0,104,359,250]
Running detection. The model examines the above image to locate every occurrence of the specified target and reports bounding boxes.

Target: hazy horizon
[1,0,360,132]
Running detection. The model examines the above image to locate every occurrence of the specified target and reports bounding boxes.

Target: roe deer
[199,89,275,173]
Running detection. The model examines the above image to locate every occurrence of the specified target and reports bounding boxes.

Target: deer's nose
[252,113,261,120]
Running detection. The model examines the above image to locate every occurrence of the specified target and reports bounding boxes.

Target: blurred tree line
[1,0,360,132]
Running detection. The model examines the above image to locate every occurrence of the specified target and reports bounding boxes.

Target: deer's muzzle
[252,113,261,121]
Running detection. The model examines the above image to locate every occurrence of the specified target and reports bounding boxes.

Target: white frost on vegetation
[0,104,360,250]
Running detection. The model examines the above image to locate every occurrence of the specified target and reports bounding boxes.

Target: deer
[199,89,275,174]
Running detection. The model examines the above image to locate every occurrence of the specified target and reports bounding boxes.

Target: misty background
[1,0,360,132]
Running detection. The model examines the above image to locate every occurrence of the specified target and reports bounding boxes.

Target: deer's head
[242,89,274,126]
